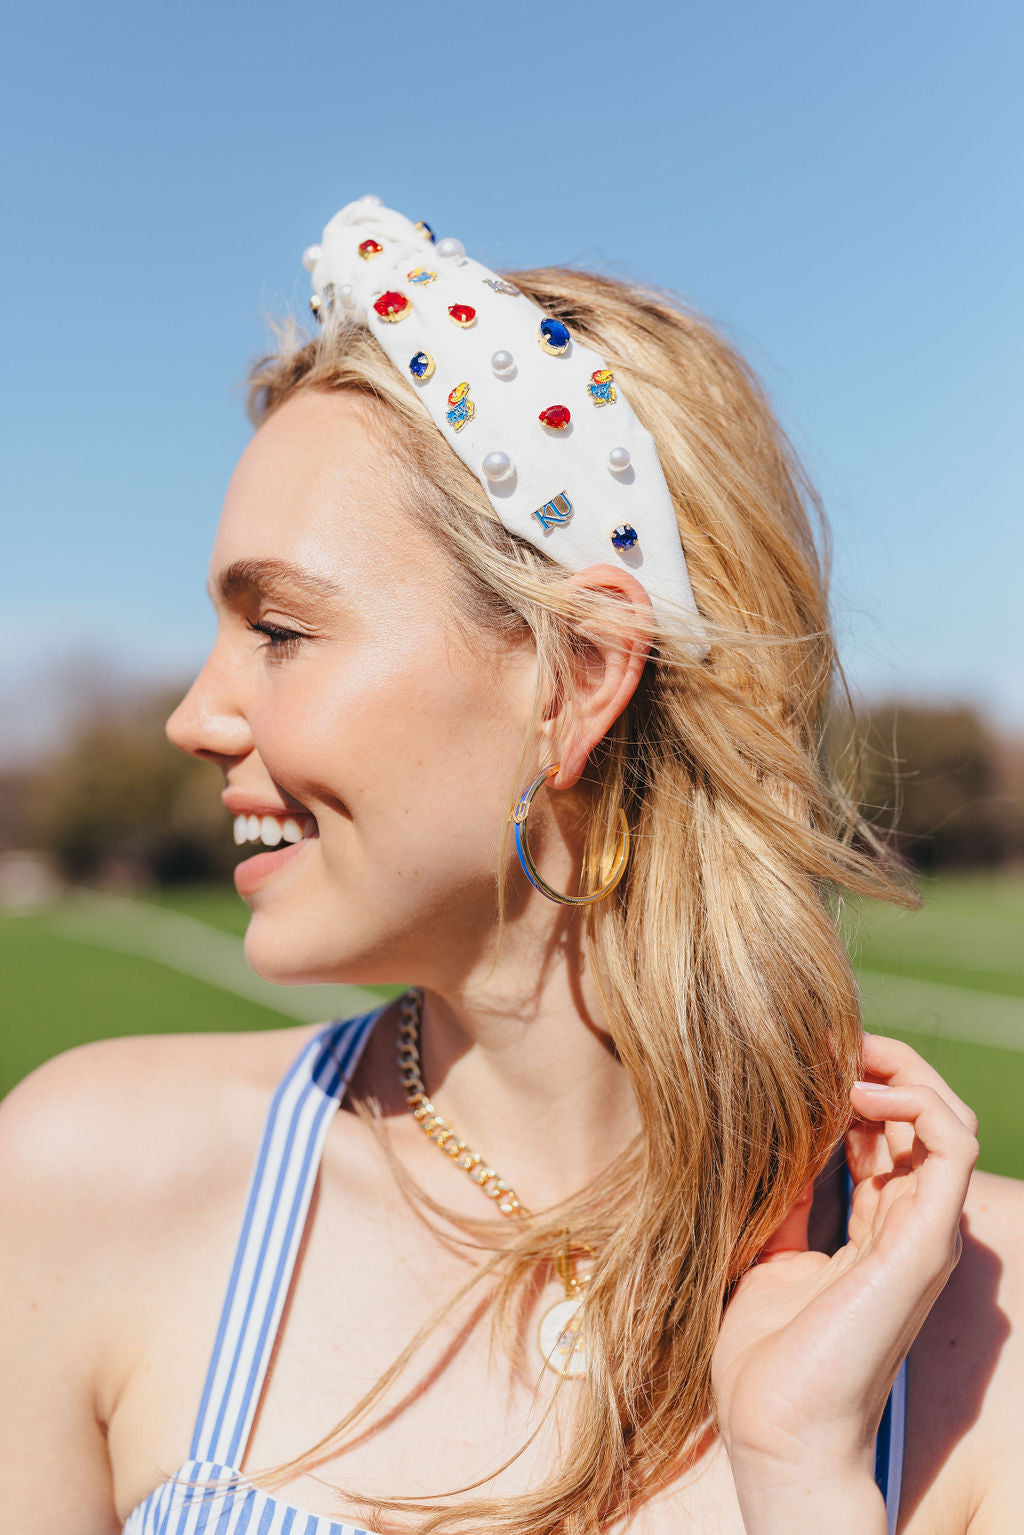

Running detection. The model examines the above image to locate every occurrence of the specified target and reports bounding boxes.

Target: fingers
[849,1079,979,1267]
[856,1032,979,1175]
[843,1115,891,1186]
[859,1033,979,1138]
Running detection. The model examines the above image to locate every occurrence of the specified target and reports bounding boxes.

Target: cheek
[250,635,530,834]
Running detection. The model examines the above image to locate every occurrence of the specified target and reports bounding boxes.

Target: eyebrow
[210,558,343,605]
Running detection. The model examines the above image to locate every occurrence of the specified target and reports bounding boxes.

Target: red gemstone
[539,404,571,430]
[373,290,411,320]
[448,303,477,326]
[358,238,383,258]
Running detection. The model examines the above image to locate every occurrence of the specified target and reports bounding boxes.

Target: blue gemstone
[409,351,430,377]
[611,524,638,551]
[540,317,570,350]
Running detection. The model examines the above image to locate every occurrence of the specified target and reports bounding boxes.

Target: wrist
[728,1456,887,1535]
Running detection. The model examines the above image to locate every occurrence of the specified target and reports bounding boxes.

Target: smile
[231,810,319,899]
[233,813,318,848]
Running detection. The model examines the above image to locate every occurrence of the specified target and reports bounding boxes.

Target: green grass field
[2,873,1021,1174]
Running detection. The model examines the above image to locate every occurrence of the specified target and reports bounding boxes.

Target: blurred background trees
[855,701,1024,870]
[0,680,1020,888]
[4,681,236,889]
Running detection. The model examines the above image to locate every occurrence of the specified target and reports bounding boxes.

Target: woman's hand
[711,1033,979,1533]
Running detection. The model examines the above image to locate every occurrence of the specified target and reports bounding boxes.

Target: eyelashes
[246,616,307,658]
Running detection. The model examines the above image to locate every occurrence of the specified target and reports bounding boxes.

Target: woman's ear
[545,566,653,790]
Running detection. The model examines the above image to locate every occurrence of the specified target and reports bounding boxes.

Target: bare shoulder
[0,1024,329,1232]
[0,1024,326,1352]
[0,1026,327,1304]
[905,1168,1024,1533]
[949,1166,1024,1360]
[0,1024,330,1530]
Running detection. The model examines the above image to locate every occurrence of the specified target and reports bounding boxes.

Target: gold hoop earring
[509,763,629,906]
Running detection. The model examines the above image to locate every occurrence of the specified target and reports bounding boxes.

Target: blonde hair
[235,266,916,1532]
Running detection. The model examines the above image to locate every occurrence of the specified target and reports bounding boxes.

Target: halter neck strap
[189,1009,384,1466]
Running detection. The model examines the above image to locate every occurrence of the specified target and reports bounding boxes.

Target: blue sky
[2,0,1021,755]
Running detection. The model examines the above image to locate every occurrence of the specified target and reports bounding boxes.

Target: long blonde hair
[238,265,916,1532]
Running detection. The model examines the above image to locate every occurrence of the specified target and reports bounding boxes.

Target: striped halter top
[123,1008,907,1535]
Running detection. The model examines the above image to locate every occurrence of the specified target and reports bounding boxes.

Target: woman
[1,196,1020,1535]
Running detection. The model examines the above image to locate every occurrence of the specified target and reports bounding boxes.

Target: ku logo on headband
[532,492,574,533]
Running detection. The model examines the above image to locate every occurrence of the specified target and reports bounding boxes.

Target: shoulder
[907,1167,1024,1532]
[0,1024,326,1211]
[0,1025,332,1530]
[946,1166,1024,1353]
[0,1025,325,1365]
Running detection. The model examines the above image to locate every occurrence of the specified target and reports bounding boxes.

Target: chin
[241,910,404,991]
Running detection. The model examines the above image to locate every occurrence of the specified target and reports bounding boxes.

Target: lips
[223,792,321,898]
[233,834,315,898]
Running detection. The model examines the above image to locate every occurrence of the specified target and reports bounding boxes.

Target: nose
[166,640,253,766]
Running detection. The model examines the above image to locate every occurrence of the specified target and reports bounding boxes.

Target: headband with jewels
[303,195,704,638]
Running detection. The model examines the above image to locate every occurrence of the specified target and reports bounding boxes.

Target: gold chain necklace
[396,986,590,1376]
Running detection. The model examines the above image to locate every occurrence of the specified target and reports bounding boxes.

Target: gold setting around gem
[537,320,570,356]
[375,295,412,323]
[448,306,477,328]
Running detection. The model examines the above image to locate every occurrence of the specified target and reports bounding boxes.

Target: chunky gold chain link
[397,987,531,1219]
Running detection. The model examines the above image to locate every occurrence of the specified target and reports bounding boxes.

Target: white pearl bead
[482,451,514,482]
[302,244,323,273]
[608,446,632,472]
[436,236,466,261]
[337,283,356,308]
[490,350,515,377]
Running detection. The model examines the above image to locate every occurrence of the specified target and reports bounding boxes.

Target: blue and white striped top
[122,1010,907,1534]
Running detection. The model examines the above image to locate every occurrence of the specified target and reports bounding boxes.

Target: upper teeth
[233,813,317,847]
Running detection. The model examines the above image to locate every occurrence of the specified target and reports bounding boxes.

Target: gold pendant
[537,1232,593,1376]
[538,1295,587,1376]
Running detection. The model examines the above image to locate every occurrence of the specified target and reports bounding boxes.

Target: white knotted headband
[303,195,704,639]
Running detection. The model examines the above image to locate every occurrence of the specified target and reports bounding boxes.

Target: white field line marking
[46,890,382,1024]
[857,968,1024,1053]
[852,910,1024,978]
[42,896,1024,1053]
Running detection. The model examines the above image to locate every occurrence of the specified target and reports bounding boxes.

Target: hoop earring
[510,763,629,906]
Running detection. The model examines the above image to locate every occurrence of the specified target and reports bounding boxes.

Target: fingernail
[853,1080,890,1092]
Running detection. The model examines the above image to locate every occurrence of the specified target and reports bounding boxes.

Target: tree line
[1,683,1021,887]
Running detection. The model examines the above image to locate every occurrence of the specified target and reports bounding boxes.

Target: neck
[385,900,638,1211]
[359,886,851,1241]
